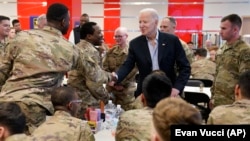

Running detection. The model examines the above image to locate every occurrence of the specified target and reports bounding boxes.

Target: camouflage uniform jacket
[207,99,250,124]
[5,134,31,141]
[0,26,112,114]
[0,39,7,57]
[211,38,250,106]
[103,45,138,107]
[180,39,193,64]
[115,107,152,141]
[31,111,95,141]
[191,58,216,81]
[67,40,110,106]
[175,39,192,74]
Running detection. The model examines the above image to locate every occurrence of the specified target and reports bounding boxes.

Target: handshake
[109,72,118,87]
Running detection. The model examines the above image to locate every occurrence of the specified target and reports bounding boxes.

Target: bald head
[37,14,47,29]
[114,27,128,47]
[115,27,128,34]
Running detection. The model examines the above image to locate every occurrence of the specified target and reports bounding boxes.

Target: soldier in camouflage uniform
[152,98,202,141]
[160,16,193,64]
[103,27,143,111]
[211,14,250,108]
[0,4,113,135]
[191,48,216,81]
[67,22,111,119]
[0,15,10,57]
[31,87,95,141]
[207,71,250,124]
[0,102,28,141]
[115,70,172,141]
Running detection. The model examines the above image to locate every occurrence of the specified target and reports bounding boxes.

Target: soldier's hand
[209,99,214,110]
[114,85,124,91]
[108,81,115,87]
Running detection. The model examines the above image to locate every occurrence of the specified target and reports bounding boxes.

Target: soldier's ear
[67,102,73,110]
[0,127,6,138]
[141,93,147,107]
[234,84,240,100]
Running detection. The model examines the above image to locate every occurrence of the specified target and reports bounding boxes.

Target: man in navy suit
[113,8,191,97]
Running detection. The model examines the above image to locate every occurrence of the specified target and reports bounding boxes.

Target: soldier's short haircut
[164,16,177,26]
[238,70,250,99]
[11,19,19,26]
[37,14,46,23]
[51,86,76,107]
[0,15,10,23]
[153,98,202,141]
[194,48,207,57]
[81,13,89,17]
[46,3,68,22]
[0,102,26,135]
[80,22,97,39]
[221,14,242,29]
[142,70,172,108]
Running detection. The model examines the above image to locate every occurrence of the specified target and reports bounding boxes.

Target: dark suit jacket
[117,31,191,97]
[73,26,81,44]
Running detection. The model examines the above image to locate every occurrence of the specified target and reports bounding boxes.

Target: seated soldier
[0,102,29,141]
[115,70,172,141]
[208,46,218,62]
[151,97,202,141]
[31,87,95,141]
[207,70,250,124]
[191,48,216,81]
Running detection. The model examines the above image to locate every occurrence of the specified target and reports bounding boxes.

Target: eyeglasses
[113,35,125,39]
[70,100,82,104]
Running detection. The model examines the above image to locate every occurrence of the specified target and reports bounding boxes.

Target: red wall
[17,0,46,30]
[17,0,81,39]
[168,0,204,46]
[104,0,120,47]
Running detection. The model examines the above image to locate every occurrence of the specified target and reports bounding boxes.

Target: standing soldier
[211,14,250,108]
[0,3,113,135]
[0,15,10,57]
[103,27,142,111]
[67,22,112,119]
[160,16,193,64]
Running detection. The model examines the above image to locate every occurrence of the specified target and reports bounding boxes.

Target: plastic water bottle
[114,104,124,119]
[104,100,116,119]
[103,100,116,130]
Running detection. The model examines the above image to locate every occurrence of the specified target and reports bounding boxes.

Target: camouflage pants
[107,84,143,111]
[15,101,46,135]
[75,90,100,120]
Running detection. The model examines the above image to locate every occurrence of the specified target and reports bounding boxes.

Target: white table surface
[184,86,211,98]
[94,130,115,141]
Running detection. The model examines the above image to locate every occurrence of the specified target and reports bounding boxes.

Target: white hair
[139,8,159,21]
